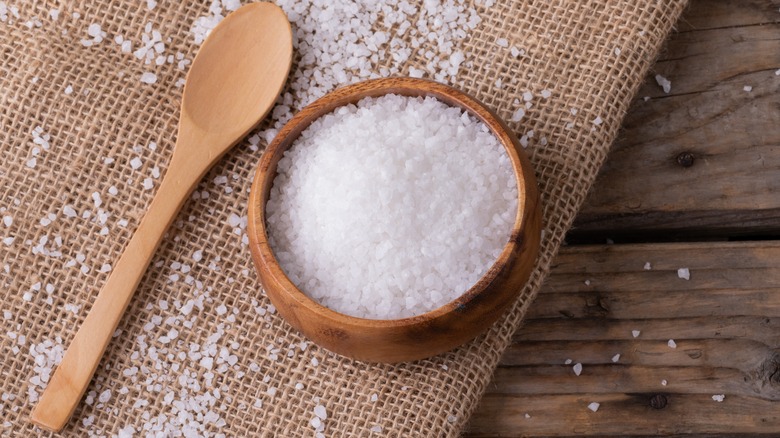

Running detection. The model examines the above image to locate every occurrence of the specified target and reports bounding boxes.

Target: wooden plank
[570,0,780,240]
[465,240,780,437]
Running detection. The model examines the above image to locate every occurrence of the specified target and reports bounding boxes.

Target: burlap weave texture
[1,0,687,436]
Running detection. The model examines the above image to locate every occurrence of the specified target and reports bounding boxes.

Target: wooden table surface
[466,0,780,436]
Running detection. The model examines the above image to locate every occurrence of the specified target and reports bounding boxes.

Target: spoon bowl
[247,77,541,363]
[31,3,292,431]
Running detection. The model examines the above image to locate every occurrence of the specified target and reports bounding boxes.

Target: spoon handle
[30,154,199,432]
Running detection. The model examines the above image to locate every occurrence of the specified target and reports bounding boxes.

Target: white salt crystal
[64,85,73,95]
[588,402,600,412]
[592,116,603,126]
[2,215,11,227]
[668,339,677,349]
[266,94,516,319]
[655,74,671,94]
[632,330,641,338]
[266,387,277,396]
[192,250,203,262]
[495,38,509,47]
[644,262,652,270]
[564,359,572,365]
[522,91,533,102]
[142,177,154,190]
[26,157,37,168]
[661,379,668,386]
[743,85,752,92]
[140,72,157,84]
[611,354,620,363]
[314,404,327,420]
[96,389,112,404]
[614,48,621,56]
[712,394,725,402]
[573,363,583,376]
[370,393,378,402]
[541,89,551,99]
[370,425,382,433]
[677,268,690,280]
[130,157,143,170]
[511,108,525,122]
[92,192,102,208]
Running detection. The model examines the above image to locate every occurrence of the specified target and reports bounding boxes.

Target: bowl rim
[247,77,533,329]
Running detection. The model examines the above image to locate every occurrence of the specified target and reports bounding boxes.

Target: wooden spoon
[30,3,292,431]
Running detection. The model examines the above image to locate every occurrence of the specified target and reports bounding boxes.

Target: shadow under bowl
[247,77,541,363]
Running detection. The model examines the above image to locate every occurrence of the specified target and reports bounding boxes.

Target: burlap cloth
[1,0,687,436]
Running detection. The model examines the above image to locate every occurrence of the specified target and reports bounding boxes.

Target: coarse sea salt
[266,94,517,319]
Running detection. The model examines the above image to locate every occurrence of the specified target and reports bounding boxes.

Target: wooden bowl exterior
[247,77,541,363]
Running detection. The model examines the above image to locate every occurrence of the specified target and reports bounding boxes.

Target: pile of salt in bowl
[266,94,517,319]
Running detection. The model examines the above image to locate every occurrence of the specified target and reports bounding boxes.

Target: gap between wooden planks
[466,241,780,437]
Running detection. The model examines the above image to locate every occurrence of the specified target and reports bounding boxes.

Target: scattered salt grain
[192,250,203,262]
[667,339,677,349]
[510,46,523,57]
[64,85,73,95]
[266,94,516,319]
[712,394,725,402]
[592,116,603,126]
[63,205,77,218]
[130,157,143,170]
[655,74,671,93]
[743,85,753,92]
[644,262,652,270]
[573,363,583,376]
[2,215,11,227]
[314,404,327,420]
[677,268,690,280]
[588,402,600,412]
[511,108,525,122]
[611,354,620,363]
[776,69,780,76]
[81,23,106,46]
[632,330,641,338]
[91,192,102,208]
[98,389,111,403]
[49,8,59,20]
[614,47,621,56]
[140,72,157,84]
[370,425,383,433]
[540,89,551,99]
[142,177,154,190]
[495,38,509,48]
[661,379,668,386]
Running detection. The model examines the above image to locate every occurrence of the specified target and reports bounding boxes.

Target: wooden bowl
[247,77,541,363]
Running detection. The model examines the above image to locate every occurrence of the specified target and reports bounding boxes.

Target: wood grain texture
[570,0,780,241]
[247,77,541,363]
[29,4,293,431]
[466,241,780,437]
